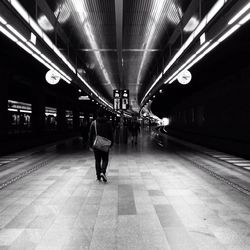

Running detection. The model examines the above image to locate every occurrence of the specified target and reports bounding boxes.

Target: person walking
[129,118,140,145]
[88,109,113,182]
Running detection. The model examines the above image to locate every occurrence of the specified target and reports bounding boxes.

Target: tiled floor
[0,130,250,249]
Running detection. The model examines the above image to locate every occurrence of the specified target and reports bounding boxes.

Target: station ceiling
[0,0,250,114]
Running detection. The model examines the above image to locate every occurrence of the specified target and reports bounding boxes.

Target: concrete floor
[0,130,250,249]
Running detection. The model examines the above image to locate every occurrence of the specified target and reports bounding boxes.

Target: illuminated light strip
[217,24,240,43]
[141,73,162,104]
[228,2,250,25]
[0,16,7,25]
[6,2,111,108]
[77,73,112,108]
[142,0,228,105]
[167,41,214,84]
[206,0,225,24]
[10,0,30,23]
[16,41,32,54]
[163,41,210,85]
[186,42,220,71]
[8,108,18,112]
[20,109,32,113]
[239,12,250,25]
[0,25,18,42]
[41,53,52,64]
[166,21,244,85]
[8,0,76,75]
[164,0,226,74]
[167,24,241,85]
[6,24,27,42]
[137,0,166,85]
[26,41,41,55]
[169,41,211,84]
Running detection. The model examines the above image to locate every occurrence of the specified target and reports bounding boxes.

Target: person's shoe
[96,177,101,182]
[100,173,107,182]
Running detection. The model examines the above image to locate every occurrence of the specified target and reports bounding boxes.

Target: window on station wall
[7,100,32,134]
[65,110,73,129]
[45,107,57,130]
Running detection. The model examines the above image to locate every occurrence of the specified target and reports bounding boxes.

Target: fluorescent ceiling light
[10,0,29,22]
[228,2,250,25]
[0,16,7,25]
[186,41,220,71]
[196,41,210,55]
[6,24,27,42]
[143,0,230,105]
[32,53,47,66]
[141,73,162,103]
[16,41,33,54]
[8,0,109,108]
[8,108,18,112]
[0,25,18,42]
[20,110,32,113]
[29,18,43,38]
[163,0,227,75]
[137,0,166,85]
[239,12,250,25]
[218,24,240,43]
[26,41,41,55]
[206,0,225,24]
[41,54,52,64]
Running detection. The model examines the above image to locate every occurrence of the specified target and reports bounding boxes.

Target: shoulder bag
[93,121,111,152]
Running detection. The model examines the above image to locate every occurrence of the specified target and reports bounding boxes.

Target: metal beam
[115,0,124,89]
[36,0,69,45]
[168,0,200,46]
[76,49,161,52]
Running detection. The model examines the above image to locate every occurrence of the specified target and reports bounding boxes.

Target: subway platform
[0,129,250,250]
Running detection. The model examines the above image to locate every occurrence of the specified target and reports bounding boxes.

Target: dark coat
[88,117,113,148]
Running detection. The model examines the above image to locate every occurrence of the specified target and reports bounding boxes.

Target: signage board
[113,89,129,110]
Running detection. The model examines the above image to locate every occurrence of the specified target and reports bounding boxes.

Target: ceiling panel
[15,0,196,108]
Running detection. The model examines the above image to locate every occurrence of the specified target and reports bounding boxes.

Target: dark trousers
[94,149,109,179]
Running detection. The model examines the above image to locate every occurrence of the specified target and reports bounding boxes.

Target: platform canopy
[1,0,248,112]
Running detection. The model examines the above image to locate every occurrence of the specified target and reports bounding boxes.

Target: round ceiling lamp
[45,69,61,85]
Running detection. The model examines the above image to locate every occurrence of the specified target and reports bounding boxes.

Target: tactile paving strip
[0,156,56,191]
[178,153,250,197]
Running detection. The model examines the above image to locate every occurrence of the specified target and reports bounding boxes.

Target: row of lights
[141,0,231,105]
[0,16,72,84]
[141,2,250,110]
[4,0,113,110]
[164,2,250,85]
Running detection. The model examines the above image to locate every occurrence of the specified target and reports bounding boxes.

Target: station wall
[168,66,250,158]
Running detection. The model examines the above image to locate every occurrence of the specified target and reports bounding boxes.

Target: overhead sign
[177,70,192,85]
[113,89,129,110]
[45,69,61,85]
